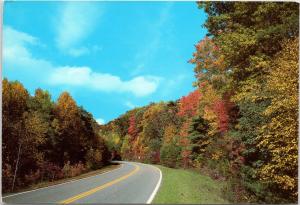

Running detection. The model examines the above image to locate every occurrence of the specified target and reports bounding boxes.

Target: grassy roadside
[3,163,120,196]
[153,165,228,204]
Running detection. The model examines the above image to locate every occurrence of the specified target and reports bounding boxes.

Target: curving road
[2,161,162,204]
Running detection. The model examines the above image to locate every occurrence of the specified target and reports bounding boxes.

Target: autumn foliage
[177,89,201,118]
[101,2,298,204]
[128,115,138,141]
[2,2,298,203]
[2,80,111,192]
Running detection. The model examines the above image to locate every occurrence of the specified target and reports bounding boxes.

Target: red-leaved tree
[177,89,201,118]
[128,115,138,141]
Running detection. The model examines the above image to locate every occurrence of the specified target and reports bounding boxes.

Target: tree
[188,116,209,165]
[85,148,103,169]
[198,2,299,86]
[197,2,299,202]
[2,79,111,192]
[54,92,83,165]
[27,89,57,167]
[212,99,232,133]
[179,119,192,168]
[163,124,178,144]
[20,111,48,182]
[257,38,298,201]
[178,90,201,118]
[2,79,29,191]
[189,38,232,135]
[120,135,131,160]
[139,103,167,163]
[190,37,229,92]
[128,115,138,141]
[160,136,181,168]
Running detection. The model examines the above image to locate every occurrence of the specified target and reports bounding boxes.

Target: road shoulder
[3,163,121,199]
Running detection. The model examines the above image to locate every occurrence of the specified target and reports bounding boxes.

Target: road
[2,161,162,204]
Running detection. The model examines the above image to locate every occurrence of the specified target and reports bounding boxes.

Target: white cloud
[55,2,103,56]
[123,76,160,97]
[3,26,54,83]
[4,26,160,97]
[96,118,105,125]
[49,66,161,97]
[4,26,37,46]
[4,26,37,60]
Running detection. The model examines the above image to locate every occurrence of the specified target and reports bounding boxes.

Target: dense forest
[2,1,298,203]
[100,2,299,203]
[2,79,111,192]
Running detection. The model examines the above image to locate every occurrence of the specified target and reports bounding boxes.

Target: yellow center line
[59,164,140,204]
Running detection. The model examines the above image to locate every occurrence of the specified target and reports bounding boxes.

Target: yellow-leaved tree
[258,37,298,199]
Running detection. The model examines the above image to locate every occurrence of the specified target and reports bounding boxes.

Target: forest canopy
[2,2,298,203]
[100,2,298,203]
[2,79,111,192]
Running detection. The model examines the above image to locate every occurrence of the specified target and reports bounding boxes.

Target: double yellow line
[60,164,140,204]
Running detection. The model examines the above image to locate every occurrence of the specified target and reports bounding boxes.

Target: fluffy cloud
[4,26,37,60]
[4,26,160,97]
[3,26,54,85]
[55,2,103,56]
[96,118,105,125]
[49,66,160,97]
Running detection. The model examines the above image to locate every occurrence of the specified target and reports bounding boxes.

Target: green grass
[153,165,228,204]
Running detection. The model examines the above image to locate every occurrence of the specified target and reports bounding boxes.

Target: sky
[3,1,207,124]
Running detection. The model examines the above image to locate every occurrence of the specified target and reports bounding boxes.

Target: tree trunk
[11,142,22,192]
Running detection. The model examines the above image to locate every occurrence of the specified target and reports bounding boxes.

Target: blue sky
[3,1,207,124]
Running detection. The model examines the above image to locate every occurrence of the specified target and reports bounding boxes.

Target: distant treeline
[2,79,111,192]
[100,2,298,203]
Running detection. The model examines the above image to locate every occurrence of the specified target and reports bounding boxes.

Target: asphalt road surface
[2,161,162,204]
